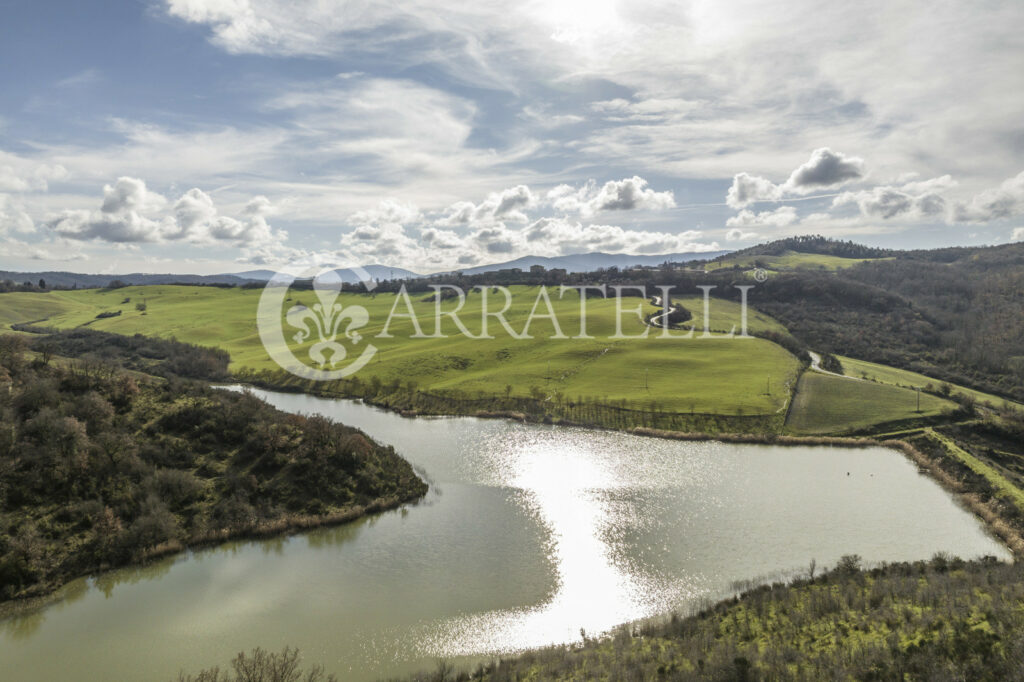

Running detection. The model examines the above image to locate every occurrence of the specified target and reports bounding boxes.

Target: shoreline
[0,492,423,619]
[5,383,1016,621]
[233,379,1022,562]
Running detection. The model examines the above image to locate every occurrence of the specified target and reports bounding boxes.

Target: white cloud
[45,176,284,246]
[953,171,1024,223]
[522,217,712,256]
[548,176,675,217]
[55,69,101,89]
[727,148,864,208]
[420,226,464,250]
[0,162,68,193]
[48,177,170,243]
[0,195,36,236]
[725,227,758,242]
[332,194,717,271]
[436,185,537,226]
[726,206,797,228]
[726,172,783,209]
[590,97,701,123]
[151,0,1024,204]
[0,236,89,263]
[832,175,951,220]
[1011,227,1024,242]
[339,199,422,263]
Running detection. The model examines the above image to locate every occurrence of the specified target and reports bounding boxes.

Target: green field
[839,355,1024,413]
[704,250,890,273]
[785,371,957,434]
[0,286,800,415]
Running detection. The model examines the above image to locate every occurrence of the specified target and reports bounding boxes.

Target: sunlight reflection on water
[0,388,1012,682]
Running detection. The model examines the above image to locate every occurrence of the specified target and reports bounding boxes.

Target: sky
[1,0,1023,275]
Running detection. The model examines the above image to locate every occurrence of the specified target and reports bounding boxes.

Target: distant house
[530,264,546,275]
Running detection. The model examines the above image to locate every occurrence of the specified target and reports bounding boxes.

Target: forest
[0,334,427,602]
[740,241,1024,401]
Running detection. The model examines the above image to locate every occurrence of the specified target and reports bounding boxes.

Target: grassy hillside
[745,241,1024,402]
[0,291,84,328]
[0,286,800,416]
[839,356,1024,413]
[786,371,956,434]
[705,249,890,273]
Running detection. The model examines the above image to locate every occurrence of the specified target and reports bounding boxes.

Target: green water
[0,387,1011,681]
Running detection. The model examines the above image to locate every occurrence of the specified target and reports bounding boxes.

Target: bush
[0,346,427,601]
[176,647,336,682]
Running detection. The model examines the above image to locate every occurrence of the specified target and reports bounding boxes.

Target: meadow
[785,370,956,434]
[0,285,800,416]
[703,249,891,273]
[839,355,1024,413]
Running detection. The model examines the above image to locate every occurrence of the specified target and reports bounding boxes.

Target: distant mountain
[449,250,731,275]
[1,251,730,291]
[228,252,732,281]
[0,270,256,289]
[230,264,423,283]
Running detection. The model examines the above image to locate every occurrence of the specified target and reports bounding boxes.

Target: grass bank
[0,285,801,417]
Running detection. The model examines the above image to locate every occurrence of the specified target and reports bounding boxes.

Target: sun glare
[535,0,624,47]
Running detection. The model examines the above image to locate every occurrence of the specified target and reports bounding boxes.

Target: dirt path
[647,295,678,329]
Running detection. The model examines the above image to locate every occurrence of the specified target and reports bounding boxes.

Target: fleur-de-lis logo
[286,272,369,368]
[257,264,378,381]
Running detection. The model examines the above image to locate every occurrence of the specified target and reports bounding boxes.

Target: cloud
[0,163,68,193]
[0,195,36,235]
[725,227,758,242]
[204,196,278,245]
[523,217,712,255]
[590,97,701,123]
[725,206,797,228]
[326,193,719,271]
[435,185,537,227]
[101,176,167,215]
[145,0,1024,226]
[419,226,463,250]
[1012,227,1024,242]
[48,177,170,242]
[339,199,422,262]
[832,176,951,220]
[45,176,283,246]
[726,148,865,209]
[953,171,1024,223]
[726,172,783,209]
[784,148,865,192]
[548,176,675,217]
[0,236,90,263]
[55,69,101,89]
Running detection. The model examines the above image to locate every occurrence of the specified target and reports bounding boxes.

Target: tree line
[0,334,426,602]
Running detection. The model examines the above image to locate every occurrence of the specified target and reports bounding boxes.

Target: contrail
[669,192,843,211]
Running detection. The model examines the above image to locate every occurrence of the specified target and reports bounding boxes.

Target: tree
[38,278,46,289]
[177,647,337,682]
[836,554,862,575]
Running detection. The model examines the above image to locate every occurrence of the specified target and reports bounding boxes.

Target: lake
[0,386,1011,681]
